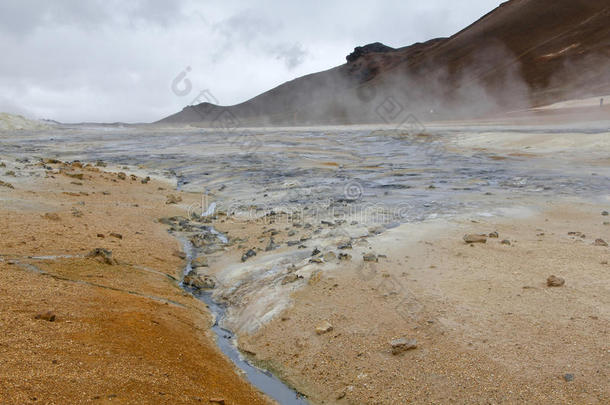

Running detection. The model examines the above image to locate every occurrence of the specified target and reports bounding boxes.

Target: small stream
[179,237,309,405]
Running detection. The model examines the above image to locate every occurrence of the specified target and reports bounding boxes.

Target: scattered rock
[501,239,511,245]
[65,172,84,180]
[282,273,302,285]
[183,272,215,289]
[568,231,585,238]
[488,231,499,238]
[315,321,333,335]
[5,170,15,176]
[209,398,225,405]
[265,237,280,251]
[109,232,123,240]
[165,194,182,204]
[130,174,137,181]
[117,172,126,180]
[390,338,418,355]
[547,275,565,287]
[239,343,257,356]
[241,249,256,262]
[339,253,352,261]
[86,248,118,265]
[158,217,173,225]
[564,373,574,382]
[173,250,186,260]
[363,253,378,262]
[463,234,487,244]
[34,311,56,322]
[594,238,608,247]
[0,180,14,189]
[43,213,60,221]
[96,233,105,238]
[368,226,384,235]
[338,242,352,250]
[309,257,324,264]
[311,248,321,256]
[141,176,150,184]
[192,256,209,268]
[602,211,609,216]
[95,160,106,167]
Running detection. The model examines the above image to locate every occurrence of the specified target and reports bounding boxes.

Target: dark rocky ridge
[346,42,395,63]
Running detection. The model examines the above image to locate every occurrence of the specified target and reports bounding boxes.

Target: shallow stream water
[177,236,309,405]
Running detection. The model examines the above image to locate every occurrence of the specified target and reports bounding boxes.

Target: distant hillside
[0,113,50,131]
[158,0,610,126]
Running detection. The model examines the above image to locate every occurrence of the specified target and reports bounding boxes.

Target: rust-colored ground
[0,160,271,404]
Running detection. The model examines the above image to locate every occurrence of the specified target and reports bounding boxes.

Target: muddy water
[3,124,609,226]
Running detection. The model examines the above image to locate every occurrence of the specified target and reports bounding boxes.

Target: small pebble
[35,311,56,322]
[547,275,565,287]
[463,234,487,244]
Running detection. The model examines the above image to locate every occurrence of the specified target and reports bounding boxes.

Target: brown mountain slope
[158,0,610,126]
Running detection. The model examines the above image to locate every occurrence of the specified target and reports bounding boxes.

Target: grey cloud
[0,0,187,37]
[211,8,283,61]
[272,43,307,69]
[0,0,503,122]
[214,9,281,44]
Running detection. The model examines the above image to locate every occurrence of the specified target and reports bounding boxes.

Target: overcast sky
[0,0,503,123]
